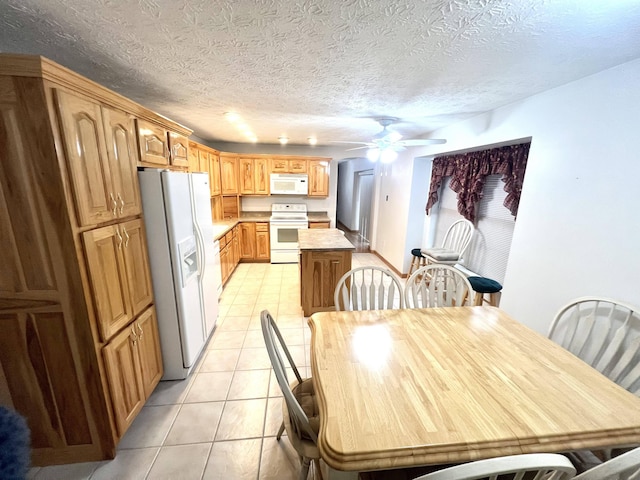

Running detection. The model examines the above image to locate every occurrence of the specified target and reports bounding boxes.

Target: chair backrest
[405,264,473,308]
[573,446,640,480]
[548,296,640,395]
[260,310,317,442]
[334,266,404,311]
[441,219,474,259]
[413,453,576,480]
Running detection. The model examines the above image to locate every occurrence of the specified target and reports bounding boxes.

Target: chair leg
[276,421,285,440]
[300,457,311,480]
[313,458,324,480]
[474,292,484,306]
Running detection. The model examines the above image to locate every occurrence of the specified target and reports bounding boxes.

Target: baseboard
[336,220,358,233]
[371,250,407,278]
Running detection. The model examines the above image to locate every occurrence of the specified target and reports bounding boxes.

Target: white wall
[204,142,351,225]
[374,57,640,334]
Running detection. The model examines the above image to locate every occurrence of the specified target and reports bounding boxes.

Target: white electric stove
[269,204,309,263]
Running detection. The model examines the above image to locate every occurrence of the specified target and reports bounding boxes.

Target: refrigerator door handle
[194,223,206,279]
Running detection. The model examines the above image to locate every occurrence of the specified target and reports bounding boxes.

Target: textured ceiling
[1,0,640,147]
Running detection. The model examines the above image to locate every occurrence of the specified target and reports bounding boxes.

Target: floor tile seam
[197,442,215,480]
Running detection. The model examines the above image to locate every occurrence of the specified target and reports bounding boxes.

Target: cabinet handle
[137,323,143,340]
[131,326,138,346]
[116,228,123,249]
[110,193,117,216]
[117,193,124,214]
[122,225,130,247]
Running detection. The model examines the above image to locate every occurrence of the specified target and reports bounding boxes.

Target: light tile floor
[29,253,390,480]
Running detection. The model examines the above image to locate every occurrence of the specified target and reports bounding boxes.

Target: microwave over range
[270,173,308,195]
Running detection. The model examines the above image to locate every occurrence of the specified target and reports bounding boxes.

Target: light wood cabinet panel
[232,226,240,268]
[254,158,269,195]
[55,89,115,226]
[197,149,209,174]
[239,222,256,259]
[309,221,330,228]
[83,225,132,342]
[135,307,163,398]
[188,143,200,172]
[308,160,330,197]
[239,157,255,194]
[209,152,221,196]
[102,323,145,437]
[211,196,223,222]
[222,195,239,219]
[289,158,308,173]
[120,219,153,317]
[300,249,352,316]
[220,154,238,194]
[102,107,142,219]
[136,119,168,166]
[270,157,288,173]
[256,224,270,260]
[168,131,189,167]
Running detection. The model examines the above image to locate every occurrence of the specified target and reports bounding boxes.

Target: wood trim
[371,249,406,278]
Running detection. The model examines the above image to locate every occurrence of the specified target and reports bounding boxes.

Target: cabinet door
[289,158,308,173]
[255,224,270,260]
[270,158,288,173]
[84,225,132,342]
[239,222,256,259]
[220,246,230,284]
[254,158,269,195]
[137,120,168,166]
[209,152,221,196]
[102,107,142,219]
[239,158,255,194]
[309,221,330,228]
[120,219,154,317]
[198,150,210,175]
[308,160,329,197]
[188,143,200,172]
[135,307,163,398]
[232,227,240,269]
[55,89,115,227]
[102,323,144,437]
[168,132,189,167]
[301,250,351,315]
[220,155,238,194]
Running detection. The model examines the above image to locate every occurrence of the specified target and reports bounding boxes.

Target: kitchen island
[299,229,356,316]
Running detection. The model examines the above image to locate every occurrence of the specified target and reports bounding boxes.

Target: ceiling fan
[331,117,446,162]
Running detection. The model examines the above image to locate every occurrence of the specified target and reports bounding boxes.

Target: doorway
[354,169,374,241]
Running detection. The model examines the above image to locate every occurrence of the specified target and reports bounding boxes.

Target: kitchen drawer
[225,231,233,244]
[256,223,269,232]
[219,236,227,249]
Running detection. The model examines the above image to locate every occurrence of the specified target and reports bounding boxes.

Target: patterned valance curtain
[425,142,531,223]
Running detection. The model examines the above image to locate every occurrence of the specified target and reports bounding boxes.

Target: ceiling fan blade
[345,146,371,151]
[397,139,447,146]
[328,141,372,145]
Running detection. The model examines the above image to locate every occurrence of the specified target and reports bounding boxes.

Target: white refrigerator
[138,169,221,380]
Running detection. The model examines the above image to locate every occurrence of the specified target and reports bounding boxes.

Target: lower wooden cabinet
[309,221,330,228]
[220,227,241,285]
[300,249,352,316]
[102,306,162,437]
[239,222,270,261]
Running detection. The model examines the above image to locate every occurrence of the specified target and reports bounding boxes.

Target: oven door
[270,220,308,263]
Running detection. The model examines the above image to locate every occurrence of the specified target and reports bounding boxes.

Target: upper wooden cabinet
[239,157,270,195]
[102,107,143,219]
[308,160,330,197]
[188,142,200,172]
[168,132,189,168]
[136,119,169,166]
[83,219,153,342]
[270,157,308,174]
[56,91,143,226]
[220,153,239,195]
[209,151,221,196]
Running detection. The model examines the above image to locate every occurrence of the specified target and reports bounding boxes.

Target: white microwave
[270,173,308,195]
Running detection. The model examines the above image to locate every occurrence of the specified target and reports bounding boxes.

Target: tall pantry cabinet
[0,55,189,465]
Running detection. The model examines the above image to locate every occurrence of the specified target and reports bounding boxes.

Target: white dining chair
[548,296,640,396]
[421,219,474,267]
[412,453,576,480]
[573,446,640,479]
[334,266,404,311]
[404,264,473,308]
[261,310,321,480]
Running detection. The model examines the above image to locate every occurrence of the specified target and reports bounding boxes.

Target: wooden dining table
[307,306,640,479]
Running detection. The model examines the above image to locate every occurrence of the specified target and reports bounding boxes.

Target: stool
[408,248,426,275]
[468,276,502,307]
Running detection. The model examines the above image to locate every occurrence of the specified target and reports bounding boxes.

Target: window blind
[433,175,515,284]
